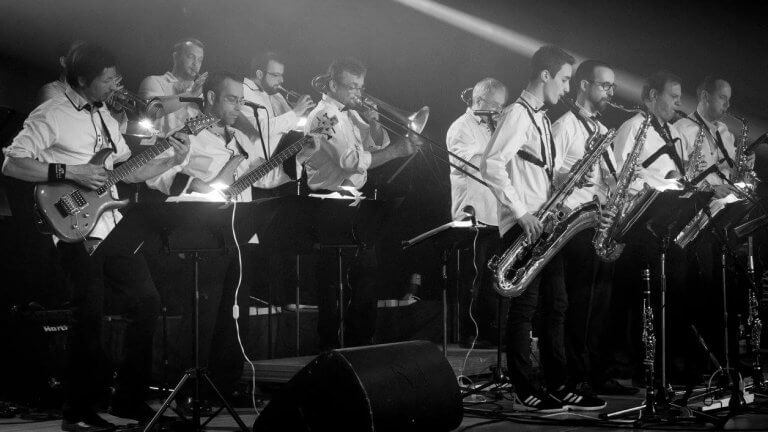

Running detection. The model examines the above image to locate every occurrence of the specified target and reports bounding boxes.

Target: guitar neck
[100,127,188,192]
[226,136,308,198]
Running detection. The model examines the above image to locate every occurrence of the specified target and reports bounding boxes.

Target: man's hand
[582,164,599,187]
[212,155,246,186]
[291,95,316,116]
[518,213,543,242]
[187,177,213,194]
[169,133,190,165]
[361,104,380,124]
[598,208,617,230]
[66,163,109,190]
[188,72,208,97]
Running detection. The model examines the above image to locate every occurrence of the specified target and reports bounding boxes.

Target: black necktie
[714,130,735,168]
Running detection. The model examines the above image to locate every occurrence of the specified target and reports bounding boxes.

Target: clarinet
[747,236,764,391]
[641,268,657,416]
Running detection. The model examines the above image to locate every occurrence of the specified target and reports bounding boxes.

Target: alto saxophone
[490,98,616,298]
[593,110,652,261]
[728,113,759,186]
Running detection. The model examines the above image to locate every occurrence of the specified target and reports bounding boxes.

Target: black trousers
[57,241,160,416]
[316,247,379,349]
[503,229,568,394]
[459,228,502,342]
[563,229,615,386]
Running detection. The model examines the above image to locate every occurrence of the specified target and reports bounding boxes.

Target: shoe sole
[564,403,607,411]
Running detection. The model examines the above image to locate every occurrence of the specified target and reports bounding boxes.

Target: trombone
[310,74,489,187]
[276,85,307,107]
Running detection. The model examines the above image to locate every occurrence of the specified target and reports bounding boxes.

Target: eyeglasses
[589,80,617,92]
[265,72,284,78]
[103,74,123,86]
[222,95,246,105]
[478,97,504,112]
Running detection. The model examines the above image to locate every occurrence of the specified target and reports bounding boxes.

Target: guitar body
[34,149,129,242]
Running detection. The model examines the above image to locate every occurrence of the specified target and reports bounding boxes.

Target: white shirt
[613,112,687,193]
[138,72,201,135]
[3,87,131,239]
[480,90,562,236]
[298,94,390,192]
[146,127,272,202]
[446,108,498,225]
[38,78,69,104]
[552,109,617,208]
[674,110,736,186]
[241,78,299,188]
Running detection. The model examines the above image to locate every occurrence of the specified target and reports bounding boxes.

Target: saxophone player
[481,46,606,412]
[674,76,737,197]
[447,77,507,347]
[551,60,637,395]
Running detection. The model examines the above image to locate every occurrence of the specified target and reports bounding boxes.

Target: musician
[446,77,507,347]
[613,70,687,191]
[145,71,273,401]
[551,60,636,395]
[138,38,208,135]
[2,43,190,430]
[611,71,693,387]
[673,76,746,383]
[37,40,84,104]
[674,76,737,196]
[236,51,315,190]
[481,45,605,412]
[298,57,421,349]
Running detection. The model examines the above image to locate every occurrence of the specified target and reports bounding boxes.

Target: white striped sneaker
[512,391,566,413]
[550,387,607,411]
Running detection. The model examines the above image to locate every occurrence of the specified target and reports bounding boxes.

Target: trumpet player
[551,60,636,396]
[447,77,507,347]
[674,76,737,197]
[138,38,208,135]
[481,45,605,412]
[237,51,315,189]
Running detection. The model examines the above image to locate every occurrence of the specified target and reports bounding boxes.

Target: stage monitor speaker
[252,340,462,432]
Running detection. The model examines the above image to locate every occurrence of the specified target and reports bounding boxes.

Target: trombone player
[298,56,421,349]
[447,77,507,348]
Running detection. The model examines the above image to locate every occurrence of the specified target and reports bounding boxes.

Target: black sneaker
[512,391,566,413]
[550,387,607,411]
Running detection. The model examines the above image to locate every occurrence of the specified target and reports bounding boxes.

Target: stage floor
[4,393,768,431]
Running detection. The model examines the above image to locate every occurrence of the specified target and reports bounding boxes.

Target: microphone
[243,101,267,111]
[178,96,203,104]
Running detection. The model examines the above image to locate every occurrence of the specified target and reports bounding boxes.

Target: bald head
[471,77,507,111]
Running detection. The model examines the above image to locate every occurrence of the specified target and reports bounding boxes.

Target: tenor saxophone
[593,111,652,261]
[490,99,616,298]
[673,125,710,249]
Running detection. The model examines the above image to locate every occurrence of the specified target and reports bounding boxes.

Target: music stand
[602,188,713,423]
[101,202,252,432]
[250,195,394,351]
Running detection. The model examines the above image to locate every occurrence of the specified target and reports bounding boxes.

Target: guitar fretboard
[96,126,190,195]
[226,136,309,198]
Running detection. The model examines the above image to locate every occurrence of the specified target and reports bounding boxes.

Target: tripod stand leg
[142,372,193,432]
[202,372,250,431]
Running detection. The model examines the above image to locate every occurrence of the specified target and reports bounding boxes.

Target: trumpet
[275,85,304,106]
[105,87,162,120]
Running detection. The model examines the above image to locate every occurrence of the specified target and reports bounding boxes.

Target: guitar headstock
[308,113,338,140]
[184,114,220,136]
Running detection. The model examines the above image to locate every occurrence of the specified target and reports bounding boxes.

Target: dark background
[1,0,768,297]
